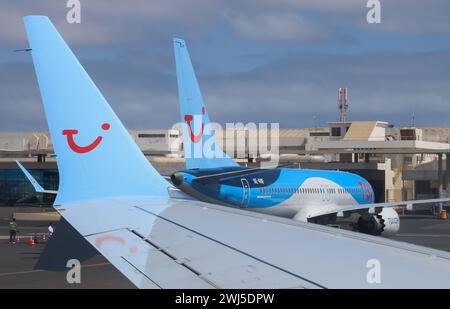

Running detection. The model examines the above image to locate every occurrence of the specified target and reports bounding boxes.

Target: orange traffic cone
[16,236,21,244]
[28,236,35,247]
[42,234,46,242]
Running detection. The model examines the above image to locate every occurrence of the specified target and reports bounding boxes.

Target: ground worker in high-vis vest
[9,218,18,244]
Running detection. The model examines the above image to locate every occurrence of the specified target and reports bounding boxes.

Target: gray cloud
[3,48,449,131]
[1,1,450,132]
[224,10,329,42]
[3,0,450,47]
[199,50,450,127]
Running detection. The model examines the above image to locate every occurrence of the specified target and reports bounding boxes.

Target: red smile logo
[62,123,110,154]
[184,106,205,143]
[95,235,139,256]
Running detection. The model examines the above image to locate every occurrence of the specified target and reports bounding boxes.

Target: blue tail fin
[173,38,238,169]
[24,16,168,204]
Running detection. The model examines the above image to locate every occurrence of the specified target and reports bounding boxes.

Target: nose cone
[171,172,184,186]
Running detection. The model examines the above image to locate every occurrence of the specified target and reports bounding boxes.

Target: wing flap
[86,229,213,289]
[85,230,160,289]
[137,211,315,288]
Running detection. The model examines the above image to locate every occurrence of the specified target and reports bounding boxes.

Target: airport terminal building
[1,124,450,208]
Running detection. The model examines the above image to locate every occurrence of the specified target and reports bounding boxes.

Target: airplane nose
[171,172,184,186]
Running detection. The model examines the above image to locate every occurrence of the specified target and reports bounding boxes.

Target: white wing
[57,196,450,288]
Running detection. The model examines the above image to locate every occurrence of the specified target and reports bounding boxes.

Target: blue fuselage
[172,167,375,218]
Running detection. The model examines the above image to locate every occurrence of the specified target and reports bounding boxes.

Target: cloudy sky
[1,0,450,131]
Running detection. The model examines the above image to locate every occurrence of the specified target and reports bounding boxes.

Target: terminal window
[331,127,341,136]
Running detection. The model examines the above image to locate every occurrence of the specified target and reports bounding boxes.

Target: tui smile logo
[62,123,110,154]
[184,106,205,143]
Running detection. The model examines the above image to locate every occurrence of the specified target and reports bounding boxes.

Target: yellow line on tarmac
[0,262,110,278]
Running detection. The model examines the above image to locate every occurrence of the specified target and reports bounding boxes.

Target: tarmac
[0,211,134,289]
[0,211,449,289]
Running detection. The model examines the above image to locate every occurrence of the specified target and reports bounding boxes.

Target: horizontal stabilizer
[189,163,296,184]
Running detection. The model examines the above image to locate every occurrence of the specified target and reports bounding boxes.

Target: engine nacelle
[352,208,400,237]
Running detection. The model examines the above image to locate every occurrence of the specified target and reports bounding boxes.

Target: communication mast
[338,87,348,122]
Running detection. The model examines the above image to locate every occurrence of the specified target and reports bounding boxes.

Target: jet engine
[351,208,400,237]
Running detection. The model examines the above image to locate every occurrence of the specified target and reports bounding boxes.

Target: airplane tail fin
[173,38,238,169]
[24,16,168,204]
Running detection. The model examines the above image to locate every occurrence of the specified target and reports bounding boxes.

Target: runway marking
[0,262,110,278]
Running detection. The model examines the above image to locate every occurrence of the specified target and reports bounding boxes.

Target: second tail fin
[173,38,238,169]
